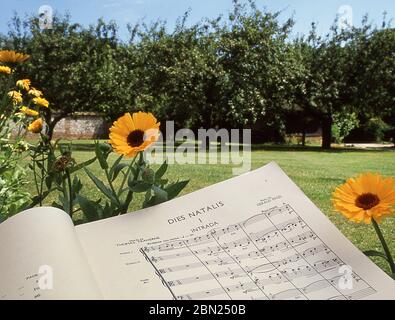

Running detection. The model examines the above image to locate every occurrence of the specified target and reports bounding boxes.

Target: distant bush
[332,112,359,143]
[345,118,391,143]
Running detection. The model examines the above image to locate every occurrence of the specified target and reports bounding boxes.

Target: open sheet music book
[1,162,394,300]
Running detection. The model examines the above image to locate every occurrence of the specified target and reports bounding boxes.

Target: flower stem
[39,152,45,200]
[65,169,73,217]
[372,218,395,274]
[105,168,121,206]
[32,151,42,206]
[118,154,137,197]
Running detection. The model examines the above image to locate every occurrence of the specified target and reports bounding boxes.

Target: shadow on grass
[251,144,394,153]
[55,139,395,153]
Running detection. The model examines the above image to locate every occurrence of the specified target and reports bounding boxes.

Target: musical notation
[140,204,377,300]
[0,271,42,300]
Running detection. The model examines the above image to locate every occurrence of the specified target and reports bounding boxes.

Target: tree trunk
[45,111,69,141]
[321,115,333,150]
[302,130,306,147]
[47,122,57,141]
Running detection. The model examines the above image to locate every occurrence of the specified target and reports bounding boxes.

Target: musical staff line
[209,229,269,299]
[141,204,377,300]
[182,239,232,300]
[238,221,308,300]
[139,247,177,300]
[263,208,347,299]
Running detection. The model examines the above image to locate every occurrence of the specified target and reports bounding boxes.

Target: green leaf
[109,155,124,180]
[152,185,168,203]
[130,166,138,179]
[84,168,118,204]
[76,195,102,222]
[109,155,123,172]
[363,250,389,262]
[51,201,63,210]
[165,180,189,200]
[69,156,97,174]
[30,190,51,207]
[45,175,53,190]
[111,163,128,182]
[121,191,134,214]
[95,142,109,170]
[59,144,72,157]
[57,194,69,214]
[102,202,113,218]
[35,161,45,171]
[47,150,57,169]
[156,178,169,186]
[129,181,152,193]
[98,142,112,154]
[53,172,63,187]
[142,186,168,208]
[142,168,155,184]
[155,161,168,181]
[142,190,153,209]
[72,175,83,195]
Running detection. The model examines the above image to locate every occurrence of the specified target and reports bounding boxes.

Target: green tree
[211,0,296,138]
[353,21,395,143]
[123,14,221,131]
[294,21,358,149]
[123,0,297,140]
[6,14,127,139]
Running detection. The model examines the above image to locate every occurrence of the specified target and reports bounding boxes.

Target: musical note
[140,204,377,301]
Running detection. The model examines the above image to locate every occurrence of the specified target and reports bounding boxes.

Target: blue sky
[1,0,394,40]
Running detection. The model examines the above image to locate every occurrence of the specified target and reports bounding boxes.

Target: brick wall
[12,112,110,139]
[52,113,109,139]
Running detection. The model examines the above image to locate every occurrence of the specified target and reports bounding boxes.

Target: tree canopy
[1,1,393,148]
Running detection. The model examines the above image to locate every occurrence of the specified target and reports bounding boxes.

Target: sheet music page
[76,162,395,300]
[0,207,102,300]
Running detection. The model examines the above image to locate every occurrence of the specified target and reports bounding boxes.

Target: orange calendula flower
[28,87,43,97]
[0,50,30,63]
[0,65,12,74]
[332,173,395,224]
[16,79,31,91]
[33,97,49,108]
[8,90,23,104]
[109,112,160,158]
[20,106,39,117]
[27,118,43,133]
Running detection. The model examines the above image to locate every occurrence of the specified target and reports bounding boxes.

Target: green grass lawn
[24,144,395,274]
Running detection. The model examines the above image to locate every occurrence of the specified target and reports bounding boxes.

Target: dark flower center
[127,130,145,147]
[355,193,380,210]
